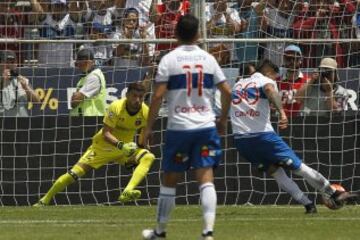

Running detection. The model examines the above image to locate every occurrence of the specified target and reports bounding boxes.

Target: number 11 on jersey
[182,64,204,97]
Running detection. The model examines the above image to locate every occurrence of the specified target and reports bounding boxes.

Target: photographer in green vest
[70,49,107,116]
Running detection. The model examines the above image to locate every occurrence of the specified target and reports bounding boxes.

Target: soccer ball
[322,184,346,210]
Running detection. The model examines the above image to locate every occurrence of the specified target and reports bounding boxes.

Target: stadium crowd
[0,0,357,117]
[0,0,360,68]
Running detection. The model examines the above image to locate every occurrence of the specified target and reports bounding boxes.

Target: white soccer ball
[322,184,346,210]
[142,229,154,239]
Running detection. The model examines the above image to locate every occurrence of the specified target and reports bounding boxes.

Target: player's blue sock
[272,167,312,205]
[156,186,176,234]
[200,182,217,235]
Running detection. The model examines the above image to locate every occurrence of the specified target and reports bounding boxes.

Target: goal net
[0,0,359,206]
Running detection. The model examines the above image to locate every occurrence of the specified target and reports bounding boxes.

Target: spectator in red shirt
[150,0,190,58]
[277,44,310,117]
[0,1,32,65]
[292,0,355,68]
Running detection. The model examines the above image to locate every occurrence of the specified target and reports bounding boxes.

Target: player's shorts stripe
[167,73,214,90]
[135,150,148,163]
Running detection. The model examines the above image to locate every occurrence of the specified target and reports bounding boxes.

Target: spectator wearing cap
[31,0,80,67]
[70,49,107,116]
[112,8,152,68]
[277,44,311,117]
[295,57,350,116]
[0,50,40,117]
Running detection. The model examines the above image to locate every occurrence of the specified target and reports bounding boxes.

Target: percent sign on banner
[28,88,59,110]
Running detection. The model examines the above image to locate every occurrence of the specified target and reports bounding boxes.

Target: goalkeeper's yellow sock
[124,152,155,192]
[40,165,86,205]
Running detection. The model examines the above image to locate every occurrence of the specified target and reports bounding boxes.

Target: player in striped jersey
[230,59,350,213]
[142,14,232,240]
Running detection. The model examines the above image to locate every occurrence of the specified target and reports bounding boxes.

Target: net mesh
[0,1,359,206]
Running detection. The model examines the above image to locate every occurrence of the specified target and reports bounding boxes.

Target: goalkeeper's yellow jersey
[92,98,149,148]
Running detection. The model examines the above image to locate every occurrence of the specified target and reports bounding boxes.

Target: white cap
[15,1,31,7]
[51,0,66,5]
[319,58,337,69]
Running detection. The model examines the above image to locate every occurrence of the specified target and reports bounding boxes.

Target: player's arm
[137,128,147,149]
[102,103,123,147]
[102,113,137,155]
[216,81,232,135]
[212,53,231,135]
[102,123,119,147]
[147,82,167,130]
[142,82,167,146]
[263,83,288,129]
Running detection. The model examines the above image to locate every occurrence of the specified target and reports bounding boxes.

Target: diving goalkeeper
[34,82,155,206]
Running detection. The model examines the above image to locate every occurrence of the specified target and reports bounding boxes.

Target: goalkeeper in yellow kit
[34,82,155,206]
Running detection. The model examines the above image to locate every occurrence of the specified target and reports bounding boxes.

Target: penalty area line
[1,217,360,225]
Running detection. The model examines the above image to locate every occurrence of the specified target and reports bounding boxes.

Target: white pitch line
[1,217,360,225]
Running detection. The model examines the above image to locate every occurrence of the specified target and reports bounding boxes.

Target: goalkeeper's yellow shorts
[78,144,150,169]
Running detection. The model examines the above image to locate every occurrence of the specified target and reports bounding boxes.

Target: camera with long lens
[10,70,19,78]
[320,69,333,80]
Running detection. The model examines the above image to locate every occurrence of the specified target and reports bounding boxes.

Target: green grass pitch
[1,205,359,240]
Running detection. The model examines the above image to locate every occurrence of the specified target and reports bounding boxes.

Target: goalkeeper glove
[117,141,137,156]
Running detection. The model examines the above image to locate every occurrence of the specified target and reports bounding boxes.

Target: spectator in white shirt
[205,0,243,66]
[31,0,77,67]
[112,8,152,68]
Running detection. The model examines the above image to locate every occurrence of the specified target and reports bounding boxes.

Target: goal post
[0,0,359,206]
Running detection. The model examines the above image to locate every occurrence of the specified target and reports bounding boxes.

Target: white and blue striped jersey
[156,45,226,130]
[230,72,277,135]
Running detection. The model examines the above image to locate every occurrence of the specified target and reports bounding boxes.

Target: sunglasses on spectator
[319,68,335,77]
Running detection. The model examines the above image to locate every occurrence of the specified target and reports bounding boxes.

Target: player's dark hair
[239,62,257,77]
[175,14,199,43]
[256,59,279,74]
[127,82,146,93]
